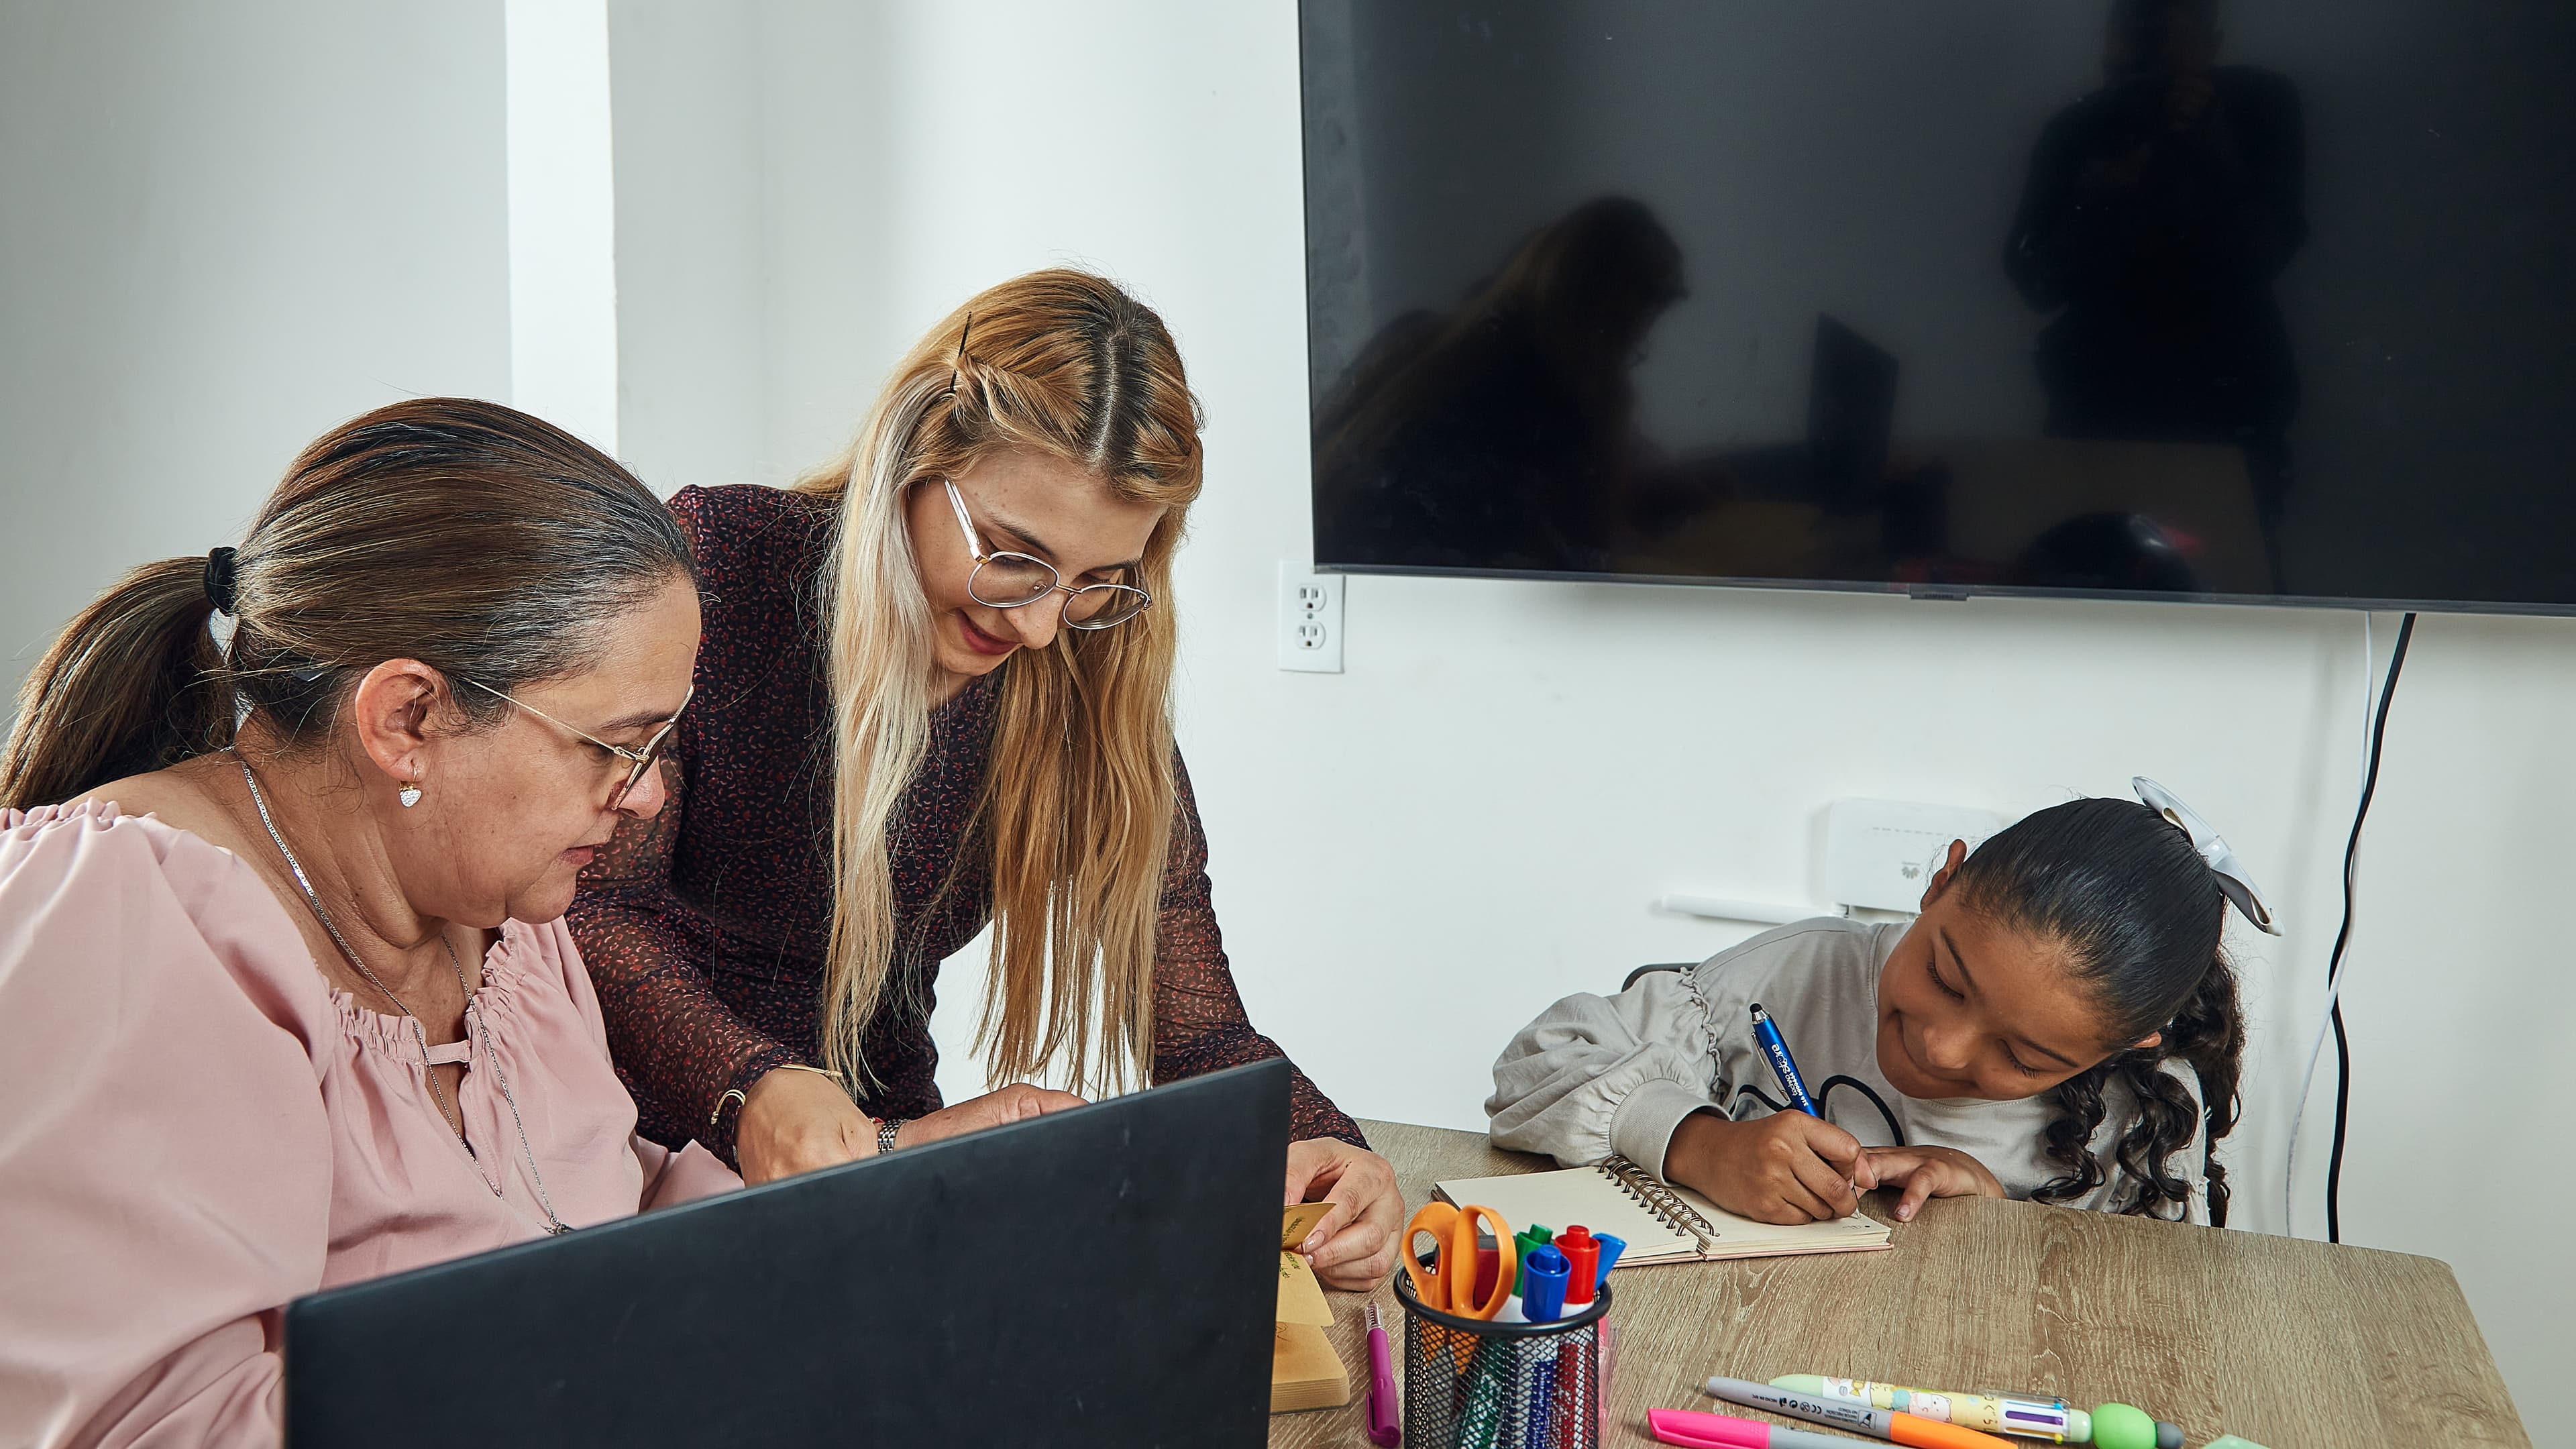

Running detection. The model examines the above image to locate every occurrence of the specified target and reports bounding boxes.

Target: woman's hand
[894,1083,1088,1148]
[735,1067,877,1185]
[735,1074,1088,1185]
[1285,1138,1403,1291]
[1856,1144,2006,1221]
[1664,1109,1865,1225]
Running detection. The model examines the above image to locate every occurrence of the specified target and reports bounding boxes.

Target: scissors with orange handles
[1401,1201,1515,1318]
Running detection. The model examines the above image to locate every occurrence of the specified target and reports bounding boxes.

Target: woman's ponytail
[0,556,232,810]
[4,396,696,814]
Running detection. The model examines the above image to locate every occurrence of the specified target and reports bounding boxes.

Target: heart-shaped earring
[398,779,423,808]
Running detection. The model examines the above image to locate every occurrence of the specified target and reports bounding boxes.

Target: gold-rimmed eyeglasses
[941,477,1152,629]
[462,678,692,807]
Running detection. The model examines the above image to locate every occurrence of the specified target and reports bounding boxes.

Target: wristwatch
[877,1118,906,1155]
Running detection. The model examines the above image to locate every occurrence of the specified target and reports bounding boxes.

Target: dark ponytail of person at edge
[1949,797,2249,1226]
[0,397,696,812]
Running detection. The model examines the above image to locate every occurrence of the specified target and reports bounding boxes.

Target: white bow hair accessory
[2132,777,2280,936]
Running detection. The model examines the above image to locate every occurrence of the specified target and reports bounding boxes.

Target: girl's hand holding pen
[1856,1143,2007,1220]
[1665,1108,1866,1225]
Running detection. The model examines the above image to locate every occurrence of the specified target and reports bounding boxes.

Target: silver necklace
[233,753,570,1235]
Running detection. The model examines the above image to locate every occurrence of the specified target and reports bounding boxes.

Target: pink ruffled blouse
[0,802,739,1448]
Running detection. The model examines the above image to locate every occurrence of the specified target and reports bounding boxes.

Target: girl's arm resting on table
[0,819,333,1449]
[1485,969,1723,1177]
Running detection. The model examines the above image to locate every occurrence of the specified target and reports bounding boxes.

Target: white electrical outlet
[1277,565,1344,673]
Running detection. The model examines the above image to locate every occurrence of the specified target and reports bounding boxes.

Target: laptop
[284,1058,1291,1448]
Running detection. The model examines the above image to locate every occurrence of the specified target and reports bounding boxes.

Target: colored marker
[1650,1407,1853,1448]
[1557,1226,1601,1308]
[1749,1004,1819,1116]
[1519,1244,1571,1322]
[1513,1225,1554,1279]
[1591,1232,1627,1285]
[1771,1377,2078,1441]
[1704,1377,2013,1449]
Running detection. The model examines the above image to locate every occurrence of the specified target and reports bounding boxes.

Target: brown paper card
[1280,1201,1332,1250]
[1275,1247,1335,1327]
[1270,1321,1352,1412]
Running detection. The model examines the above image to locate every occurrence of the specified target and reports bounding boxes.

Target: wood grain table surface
[1269,1120,2528,1449]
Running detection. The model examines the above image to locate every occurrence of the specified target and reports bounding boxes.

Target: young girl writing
[1487,784,2263,1227]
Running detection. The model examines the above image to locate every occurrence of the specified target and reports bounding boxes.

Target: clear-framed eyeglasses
[462,678,692,808]
[942,477,1153,629]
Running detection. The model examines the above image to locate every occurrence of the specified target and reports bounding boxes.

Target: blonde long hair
[791,270,1203,1094]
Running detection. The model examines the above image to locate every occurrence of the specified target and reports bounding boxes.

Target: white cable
[2284,611,2374,1233]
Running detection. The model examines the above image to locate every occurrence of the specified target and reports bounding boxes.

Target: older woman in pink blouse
[0,400,738,1449]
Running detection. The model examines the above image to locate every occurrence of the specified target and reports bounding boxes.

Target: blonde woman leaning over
[570,270,1403,1287]
[0,401,739,1448]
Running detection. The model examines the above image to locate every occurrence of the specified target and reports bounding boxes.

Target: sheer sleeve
[1148,758,1366,1148]
[0,807,333,1449]
[566,757,804,1166]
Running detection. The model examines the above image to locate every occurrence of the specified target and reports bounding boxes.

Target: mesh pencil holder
[1392,1265,1610,1449]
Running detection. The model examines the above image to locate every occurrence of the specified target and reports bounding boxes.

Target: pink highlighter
[1364,1301,1399,1446]
[1650,1408,1844,1449]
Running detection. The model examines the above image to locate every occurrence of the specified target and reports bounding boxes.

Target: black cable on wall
[2326,611,2415,1244]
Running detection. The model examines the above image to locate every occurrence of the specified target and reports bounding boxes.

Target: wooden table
[1271,1122,2528,1449]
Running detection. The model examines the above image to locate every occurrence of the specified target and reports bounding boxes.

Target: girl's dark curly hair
[1949,797,2249,1225]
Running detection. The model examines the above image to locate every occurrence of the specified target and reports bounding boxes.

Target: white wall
[608,1,2565,1414]
[4,0,2554,1419]
[0,0,512,703]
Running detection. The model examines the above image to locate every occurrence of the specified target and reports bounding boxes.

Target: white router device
[1821,798,2006,913]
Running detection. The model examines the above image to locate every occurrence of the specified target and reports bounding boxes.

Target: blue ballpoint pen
[1748,1003,1820,1117]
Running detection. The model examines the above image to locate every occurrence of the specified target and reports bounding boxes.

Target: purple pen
[1364,1301,1400,1446]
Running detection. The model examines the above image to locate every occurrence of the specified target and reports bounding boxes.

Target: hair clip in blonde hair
[2133,776,2280,935]
[946,311,974,399]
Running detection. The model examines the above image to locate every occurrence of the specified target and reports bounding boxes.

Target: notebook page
[1435,1164,1890,1265]
[1650,1174,1890,1260]
[1433,1165,1705,1263]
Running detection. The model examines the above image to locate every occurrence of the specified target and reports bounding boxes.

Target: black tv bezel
[1309,559,2576,620]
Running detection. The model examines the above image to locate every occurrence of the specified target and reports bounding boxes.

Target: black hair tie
[203,546,239,615]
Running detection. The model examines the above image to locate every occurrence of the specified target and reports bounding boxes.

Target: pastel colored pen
[1705,1377,2013,1449]
[1973,1394,2178,1449]
[1770,1376,2078,1441]
[1749,1004,1820,1116]
[1649,1407,1852,1449]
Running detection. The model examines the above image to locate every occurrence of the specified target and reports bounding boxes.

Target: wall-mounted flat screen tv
[1299,1,2576,612]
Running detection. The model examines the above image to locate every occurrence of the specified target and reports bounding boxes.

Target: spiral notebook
[1434,1156,1892,1266]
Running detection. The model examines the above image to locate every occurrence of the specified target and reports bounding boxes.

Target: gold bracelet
[708,1087,747,1130]
[710,1063,847,1129]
